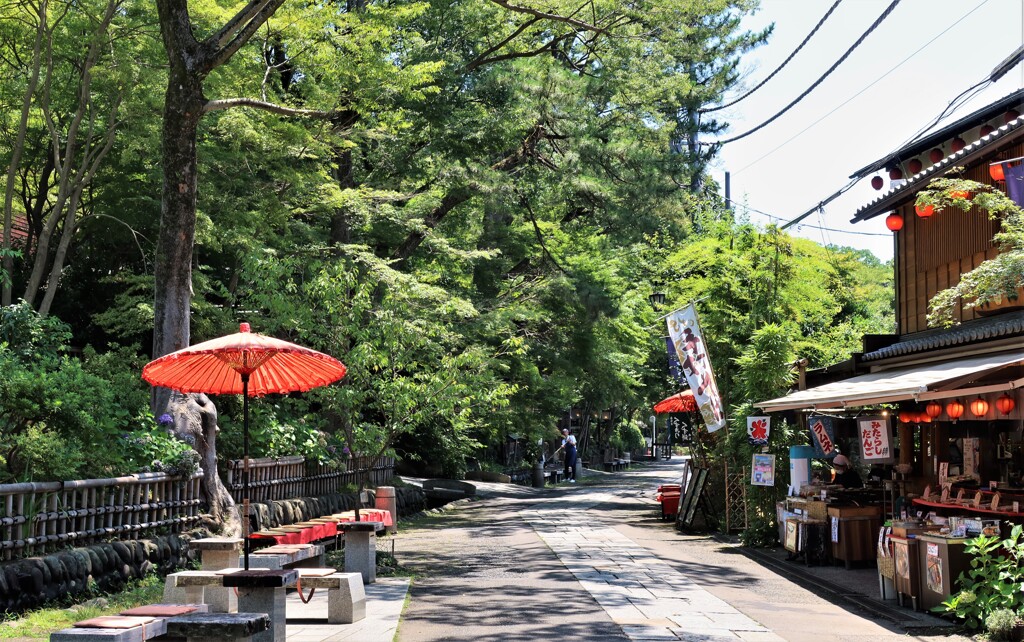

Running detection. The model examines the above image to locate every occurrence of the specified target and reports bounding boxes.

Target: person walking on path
[556,428,577,482]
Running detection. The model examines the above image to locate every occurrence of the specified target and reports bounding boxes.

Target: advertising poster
[751,453,775,487]
[667,305,726,432]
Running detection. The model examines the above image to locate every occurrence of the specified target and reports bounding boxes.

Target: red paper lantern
[950,190,972,200]
[951,137,966,153]
[889,168,903,181]
[991,163,1006,181]
[925,400,943,418]
[885,213,904,231]
[871,176,884,190]
[898,411,913,423]
[980,124,995,137]
[996,393,1016,416]
[929,148,944,164]
[946,399,965,420]
[970,397,989,417]
[915,203,935,218]
[917,412,932,424]
[908,159,923,174]
[1005,109,1021,124]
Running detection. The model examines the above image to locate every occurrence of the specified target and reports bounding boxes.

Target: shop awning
[757,350,1024,412]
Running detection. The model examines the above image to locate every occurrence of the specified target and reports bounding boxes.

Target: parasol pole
[242,373,250,571]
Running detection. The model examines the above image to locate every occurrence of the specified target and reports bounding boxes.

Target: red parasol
[142,322,346,569]
[653,390,697,414]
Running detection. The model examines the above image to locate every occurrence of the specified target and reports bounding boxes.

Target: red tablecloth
[250,509,393,545]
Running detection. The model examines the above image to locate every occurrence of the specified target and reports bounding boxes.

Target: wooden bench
[542,470,564,485]
[50,604,208,642]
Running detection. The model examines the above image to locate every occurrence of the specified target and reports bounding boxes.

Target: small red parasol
[653,390,697,414]
[142,323,346,569]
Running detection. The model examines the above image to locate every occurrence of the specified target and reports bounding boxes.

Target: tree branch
[203,97,358,127]
[206,0,287,71]
[487,0,608,34]
[464,16,541,72]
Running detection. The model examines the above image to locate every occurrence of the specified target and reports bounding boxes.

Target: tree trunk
[152,4,206,413]
[3,0,47,307]
[167,392,240,536]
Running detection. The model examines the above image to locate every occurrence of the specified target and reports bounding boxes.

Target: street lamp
[648,292,666,307]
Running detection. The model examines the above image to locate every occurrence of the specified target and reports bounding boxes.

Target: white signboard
[667,304,725,432]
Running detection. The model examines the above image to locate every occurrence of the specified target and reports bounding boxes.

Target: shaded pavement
[394,459,971,642]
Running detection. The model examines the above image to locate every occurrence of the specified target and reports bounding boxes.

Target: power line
[734,0,992,175]
[705,0,903,146]
[700,0,844,114]
[721,196,890,237]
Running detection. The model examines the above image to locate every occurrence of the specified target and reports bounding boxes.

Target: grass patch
[0,574,165,640]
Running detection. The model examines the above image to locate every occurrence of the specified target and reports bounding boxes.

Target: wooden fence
[0,472,203,561]
[225,455,395,503]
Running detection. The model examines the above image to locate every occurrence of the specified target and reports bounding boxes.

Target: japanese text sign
[857,415,894,463]
[808,415,836,458]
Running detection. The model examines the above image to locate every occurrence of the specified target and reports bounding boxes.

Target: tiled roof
[861,311,1024,361]
[851,115,1024,222]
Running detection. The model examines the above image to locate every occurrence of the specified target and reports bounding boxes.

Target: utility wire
[733,0,992,175]
[700,0,844,114]
[721,196,890,237]
[705,0,903,146]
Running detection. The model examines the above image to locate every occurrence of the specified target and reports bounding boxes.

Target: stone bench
[50,604,208,642]
[295,568,366,624]
[166,612,270,642]
[164,568,366,624]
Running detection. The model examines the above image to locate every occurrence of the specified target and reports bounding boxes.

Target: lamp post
[648,292,666,308]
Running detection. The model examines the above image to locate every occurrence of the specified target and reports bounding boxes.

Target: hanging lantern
[1005,109,1021,124]
[885,213,904,231]
[980,124,995,137]
[898,410,914,423]
[996,393,1016,416]
[925,400,943,418]
[917,412,932,424]
[951,137,966,153]
[871,176,884,190]
[889,168,903,181]
[915,203,935,218]
[970,397,989,417]
[929,148,944,164]
[950,190,972,200]
[991,163,1006,181]
[946,399,965,420]
[908,159,923,174]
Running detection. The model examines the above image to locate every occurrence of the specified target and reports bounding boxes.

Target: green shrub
[938,524,1024,629]
[986,608,1020,641]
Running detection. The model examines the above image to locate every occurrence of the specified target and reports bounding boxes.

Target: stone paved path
[522,494,783,641]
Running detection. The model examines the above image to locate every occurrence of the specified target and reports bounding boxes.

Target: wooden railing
[0,472,203,561]
[225,455,395,503]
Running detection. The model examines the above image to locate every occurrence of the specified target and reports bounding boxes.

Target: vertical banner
[857,416,894,463]
[667,304,726,432]
[807,415,837,458]
[747,416,771,446]
[665,336,684,384]
[669,413,694,445]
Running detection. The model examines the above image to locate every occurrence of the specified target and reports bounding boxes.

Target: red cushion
[120,605,199,617]
[74,616,155,628]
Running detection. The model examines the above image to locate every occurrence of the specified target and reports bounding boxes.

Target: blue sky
[712,0,1024,262]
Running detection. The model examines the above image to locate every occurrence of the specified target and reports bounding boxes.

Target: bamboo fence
[225,455,396,503]
[0,472,203,560]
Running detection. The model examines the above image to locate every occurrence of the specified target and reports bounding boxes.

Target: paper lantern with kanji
[886,213,904,231]
[946,399,965,420]
[970,397,989,417]
[925,400,942,418]
[996,393,1016,416]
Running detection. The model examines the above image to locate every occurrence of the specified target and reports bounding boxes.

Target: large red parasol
[143,322,346,569]
[653,390,697,414]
